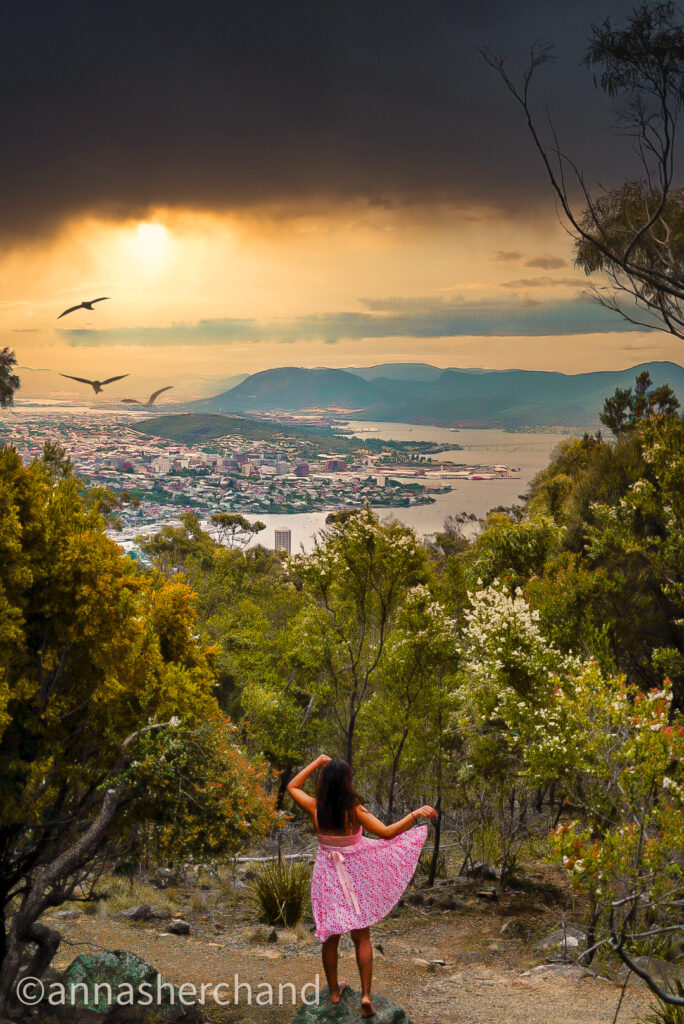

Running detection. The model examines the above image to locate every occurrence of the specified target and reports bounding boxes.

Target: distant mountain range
[187,361,684,429]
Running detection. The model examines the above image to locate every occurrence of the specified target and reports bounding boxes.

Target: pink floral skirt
[311,825,427,941]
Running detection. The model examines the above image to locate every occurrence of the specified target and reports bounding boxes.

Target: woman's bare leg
[321,935,347,1002]
[350,928,374,1017]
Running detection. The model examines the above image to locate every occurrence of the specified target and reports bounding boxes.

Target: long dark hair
[315,759,362,832]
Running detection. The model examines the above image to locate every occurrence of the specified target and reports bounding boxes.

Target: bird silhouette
[60,373,128,394]
[57,297,110,319]
[121,386,173,406]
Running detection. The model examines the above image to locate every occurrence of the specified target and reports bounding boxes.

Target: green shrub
[252,860,310,927]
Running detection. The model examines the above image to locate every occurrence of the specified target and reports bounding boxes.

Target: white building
[274,529,292,555]
[151,456,173,474]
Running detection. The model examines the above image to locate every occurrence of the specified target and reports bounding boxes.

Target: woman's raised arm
[356,804,437,839]
[286,754,331,815]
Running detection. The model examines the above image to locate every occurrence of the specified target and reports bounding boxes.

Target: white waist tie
[328,849,360,914]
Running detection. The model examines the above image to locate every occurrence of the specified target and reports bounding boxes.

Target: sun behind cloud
[135,222,169,269]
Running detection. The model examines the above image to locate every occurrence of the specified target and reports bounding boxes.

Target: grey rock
[165,919,190,936]
[114,905,153,922]
[45,950,199,1021]
[53,908,83,920]
[148,906,172,920]
[292,985,412,1023]
[538,927,587,950]
[521,962,591,979]
[622,956,684,987]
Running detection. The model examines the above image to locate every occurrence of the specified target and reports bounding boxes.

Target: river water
[244,423,572,554]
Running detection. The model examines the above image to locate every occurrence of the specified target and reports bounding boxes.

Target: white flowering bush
[450,582,583,878]
[455,581,581,776]
[459,580,579,696]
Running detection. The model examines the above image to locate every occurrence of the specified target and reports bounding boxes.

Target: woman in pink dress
[288,754,437,1018]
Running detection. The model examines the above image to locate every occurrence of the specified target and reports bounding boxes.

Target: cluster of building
[0,412,443,549]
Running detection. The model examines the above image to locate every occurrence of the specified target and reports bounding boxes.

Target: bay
[239,423,573,554]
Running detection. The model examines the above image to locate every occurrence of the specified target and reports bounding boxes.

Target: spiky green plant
[252,860,310,927]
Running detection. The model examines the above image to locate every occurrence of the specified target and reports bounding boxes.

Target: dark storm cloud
[1,0,646,240]
[59,295,643,347]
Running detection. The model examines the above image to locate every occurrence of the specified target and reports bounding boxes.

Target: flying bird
[57,297,110,319]
[60,373,128,394]
[121,386,174,406]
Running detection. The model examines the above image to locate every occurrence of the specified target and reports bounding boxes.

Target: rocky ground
[40,861,661,1024]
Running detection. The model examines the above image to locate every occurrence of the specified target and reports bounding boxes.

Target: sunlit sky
[2,0,682,402]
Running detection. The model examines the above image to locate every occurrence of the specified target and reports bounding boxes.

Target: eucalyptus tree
[484,2,684,340]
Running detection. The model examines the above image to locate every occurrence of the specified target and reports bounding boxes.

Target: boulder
[114,904,170,923]
[115,905,153,922]
[44,950,200,1022]
[292,986,412,1023]
[537,927,587,950]
[620,956,684,987]
[165,919,190,936]
[148,907,172,921]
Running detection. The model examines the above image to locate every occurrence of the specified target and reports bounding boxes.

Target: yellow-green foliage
[0,447,274,861]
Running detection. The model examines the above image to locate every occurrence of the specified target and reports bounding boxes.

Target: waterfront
[1,406,572,555]
[239,423,572,553]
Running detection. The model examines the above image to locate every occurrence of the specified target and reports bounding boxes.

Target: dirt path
[49,903,653,1024]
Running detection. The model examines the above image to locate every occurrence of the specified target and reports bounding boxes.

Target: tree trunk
[345,712,356,767]
[0,788,120,1017]
[427,795,442,888]
[275,767,294,811]
[386,728,409,819]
